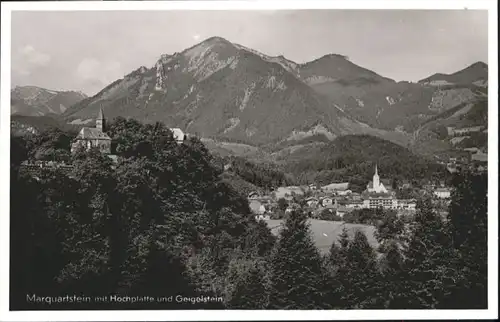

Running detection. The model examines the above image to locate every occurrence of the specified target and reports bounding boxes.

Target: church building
[366,164,388,193]
[71,107,112,154]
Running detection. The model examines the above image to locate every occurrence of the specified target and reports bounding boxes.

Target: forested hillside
[11,114,80,137]
[276,135,449,189]
[10,121,274,309]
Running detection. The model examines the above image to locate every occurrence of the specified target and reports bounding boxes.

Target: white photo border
[1,0,498,321]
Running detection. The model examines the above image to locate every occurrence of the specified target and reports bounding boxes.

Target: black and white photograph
[0,0,498,320]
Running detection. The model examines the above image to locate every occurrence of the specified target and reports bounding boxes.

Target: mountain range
[11,86,87,117]
[12,36,488,156]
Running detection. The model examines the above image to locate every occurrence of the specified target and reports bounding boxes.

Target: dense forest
[11,114,81,135]
[10,119,487,309]
[221,155,295,192]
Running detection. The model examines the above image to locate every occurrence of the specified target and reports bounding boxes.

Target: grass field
[266,219,378,254]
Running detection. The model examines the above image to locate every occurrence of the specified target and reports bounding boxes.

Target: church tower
[373,164,380,191]
[96,107,105,132]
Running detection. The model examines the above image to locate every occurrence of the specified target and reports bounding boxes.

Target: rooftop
[76,127,111,140]
[362,191,395,199]
[170,128,185,141]
[472,152,488,162]
[321,182,349,191]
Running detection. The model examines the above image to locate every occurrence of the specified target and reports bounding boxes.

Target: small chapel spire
[375,163,378,176]
[96,106,105,132]
[97,106,104,120]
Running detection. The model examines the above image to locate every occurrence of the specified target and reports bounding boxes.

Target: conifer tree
[324,240,343,308]
[338,226,351,251]
[446,171,487,308]
[339,230,380,308]
[224,257,269,309]
[267,210,329,309]
[328,240,341,264]
[380,240,405,308]
[400,198,463,309]
[328,226,351,308]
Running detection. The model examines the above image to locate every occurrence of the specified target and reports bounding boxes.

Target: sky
[11,10,488,96]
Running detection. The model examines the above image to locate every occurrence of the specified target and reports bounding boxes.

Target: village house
[344,199,364,209]
[249,200,266,215]
[305,197,319,207]
[447,126,483,136]
[335,189,352,196]
[363,195,394,209]
[471,151,488,163]
[170,128,187,144]
[255,213,270,221]
[350,192,362,200]
[434,187,452,199]
[321,182,350,193]
[464,147,480,153]
[396,199,417,210]
[320,197,334,207]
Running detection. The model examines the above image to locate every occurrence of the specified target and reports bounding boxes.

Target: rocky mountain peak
[202,36,234,45]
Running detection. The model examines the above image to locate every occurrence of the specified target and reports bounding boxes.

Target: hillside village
[247,164,457,222]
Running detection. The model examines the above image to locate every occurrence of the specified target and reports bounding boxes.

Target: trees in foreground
[10,122,488,310]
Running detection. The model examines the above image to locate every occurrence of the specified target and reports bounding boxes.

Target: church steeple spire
[96,106,105,132]
[373,163,380,191]
[97,106,104,120]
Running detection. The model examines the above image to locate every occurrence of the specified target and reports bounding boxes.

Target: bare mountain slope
[302,58,487,133]
[11,86,87,117]
[64,37,396,146]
